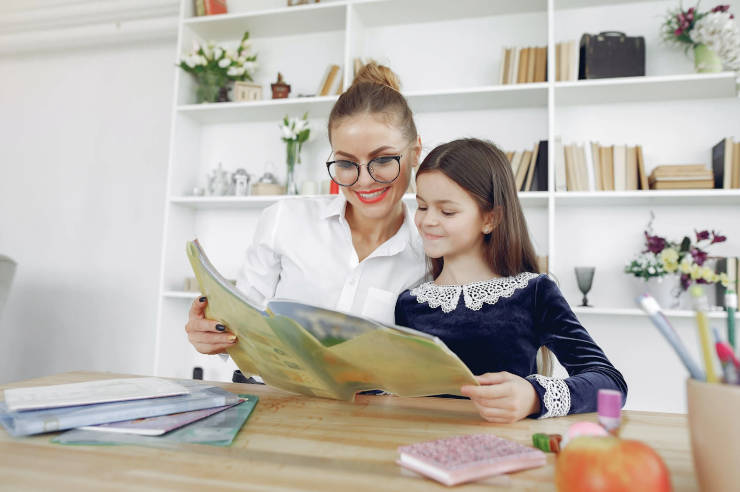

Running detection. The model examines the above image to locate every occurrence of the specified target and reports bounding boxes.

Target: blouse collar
[410,272,540,313]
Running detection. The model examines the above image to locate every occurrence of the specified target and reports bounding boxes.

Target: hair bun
[351,61,401,92]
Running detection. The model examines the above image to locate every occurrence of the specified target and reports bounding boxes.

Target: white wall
[0,39,176,384]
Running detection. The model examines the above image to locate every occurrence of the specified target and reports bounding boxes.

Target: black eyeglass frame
[325,152,404,187]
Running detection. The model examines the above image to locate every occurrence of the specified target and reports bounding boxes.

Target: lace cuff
[526,374,571,418]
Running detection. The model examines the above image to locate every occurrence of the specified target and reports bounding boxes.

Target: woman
[186,62,426,354]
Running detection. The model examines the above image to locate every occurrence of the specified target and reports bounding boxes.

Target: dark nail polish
[199,296,207,303]
[215,324,226,332]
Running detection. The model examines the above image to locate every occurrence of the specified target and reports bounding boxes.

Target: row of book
[504,141,548,192]
[498,41,580,85]
[553,139,648,192]
[712,137,740,189]
[0,377,256,441]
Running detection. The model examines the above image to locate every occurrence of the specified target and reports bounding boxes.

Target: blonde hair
[327,61,417,144]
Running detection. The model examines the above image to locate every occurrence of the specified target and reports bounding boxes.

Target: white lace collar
[409,272,540,313]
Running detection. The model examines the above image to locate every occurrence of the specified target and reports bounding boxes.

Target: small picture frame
[234,82,263,102]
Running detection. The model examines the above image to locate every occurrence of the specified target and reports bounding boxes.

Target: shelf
[572,306,735,319]
[162,291,200,299]
[177,95,339,124]
[177,83,550,123]
[170,192,549,210]
[406,84,548,112]
[554,189,740,206]
[353,0,546,26]
[183,1,347,40]
[555,72,739,106]
[555,0,656,10]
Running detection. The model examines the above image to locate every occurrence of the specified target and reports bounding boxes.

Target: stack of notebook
[0,377,257,445]
[648,164,714,190]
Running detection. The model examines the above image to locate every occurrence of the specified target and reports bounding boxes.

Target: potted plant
[661,3,740,72]
[178,31,258,103]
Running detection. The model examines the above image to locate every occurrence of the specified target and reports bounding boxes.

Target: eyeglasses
[326,152,403,187]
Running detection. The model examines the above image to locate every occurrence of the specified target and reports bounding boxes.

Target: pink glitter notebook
[397,433,546,486]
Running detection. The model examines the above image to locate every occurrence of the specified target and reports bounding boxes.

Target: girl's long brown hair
[417,138,553,375]
[418,138,540,279]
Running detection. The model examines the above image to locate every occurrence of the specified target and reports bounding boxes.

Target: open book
[187,239,478,401]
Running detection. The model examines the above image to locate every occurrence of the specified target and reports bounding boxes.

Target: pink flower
[691,248,708,266]
[644,231,667,254]
[711,5,730,13]
[675,28,684,36]
[711,231,727,244]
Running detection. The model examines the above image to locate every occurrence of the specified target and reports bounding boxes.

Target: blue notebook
[52,394,258,447]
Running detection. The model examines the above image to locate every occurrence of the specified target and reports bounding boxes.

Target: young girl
[394,138,627,423]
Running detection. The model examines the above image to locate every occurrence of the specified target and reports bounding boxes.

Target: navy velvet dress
[394,272,627,418]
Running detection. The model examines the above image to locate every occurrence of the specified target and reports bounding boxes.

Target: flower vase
[285,140,300,195]
[195,72,229,103]
[636,276,685,310]
[693,43,722,73]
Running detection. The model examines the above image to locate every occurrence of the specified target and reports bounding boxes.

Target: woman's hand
[460,372,540,423]
[185,297,237,354]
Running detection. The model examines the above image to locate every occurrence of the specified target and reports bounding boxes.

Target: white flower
[184,56,196,68]
[214,47,223,59]
[241,39,252,50]
[192,40,201,52]
[691,12,740,70]
[281,126,295,139]
[227,66,240,77]
[218,58,231,68]
[243,61,257,74]
[196,55,207,66]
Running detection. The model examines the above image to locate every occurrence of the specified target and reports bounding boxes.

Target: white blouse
[236,195,426,325]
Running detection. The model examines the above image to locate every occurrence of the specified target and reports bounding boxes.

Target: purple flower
[644,231,667,253]
[691,248,708,266]
[695,229,710,241]
[680,273,691,290]
[711,231,727,243]
[712,5,730,13]
[674,28,684,36]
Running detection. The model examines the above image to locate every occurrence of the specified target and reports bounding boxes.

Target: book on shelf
[636,145,649,191]
[558,141,654,192]
[194,0,205,16]
[648,164,713,190]
[0,383,239,437]
[505,142,548,192]
[712,137,739,189]
[555,41,579,81]
[186,239,477,401]
[554,137,567,191]
[397,434,546,487]
[317,64,341,97]
[203,0,227,15]
[499,46,548,85]
[613,144,627,191]
[715,257,739,308]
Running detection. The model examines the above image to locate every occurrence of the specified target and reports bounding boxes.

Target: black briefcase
[579,31,645,79]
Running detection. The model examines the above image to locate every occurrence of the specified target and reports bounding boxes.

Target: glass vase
[693,43,722,73]
[195,72,228,103]
[285,140,299,195]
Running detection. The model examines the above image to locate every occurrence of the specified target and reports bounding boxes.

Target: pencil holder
[686,378,740,492]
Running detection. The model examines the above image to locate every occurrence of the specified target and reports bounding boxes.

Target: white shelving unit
[156,0,740,413]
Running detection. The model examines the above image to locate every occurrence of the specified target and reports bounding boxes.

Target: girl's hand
[460,372,540,423]
[185,297,238,354]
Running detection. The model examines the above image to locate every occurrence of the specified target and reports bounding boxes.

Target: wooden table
[0,372,698,491]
